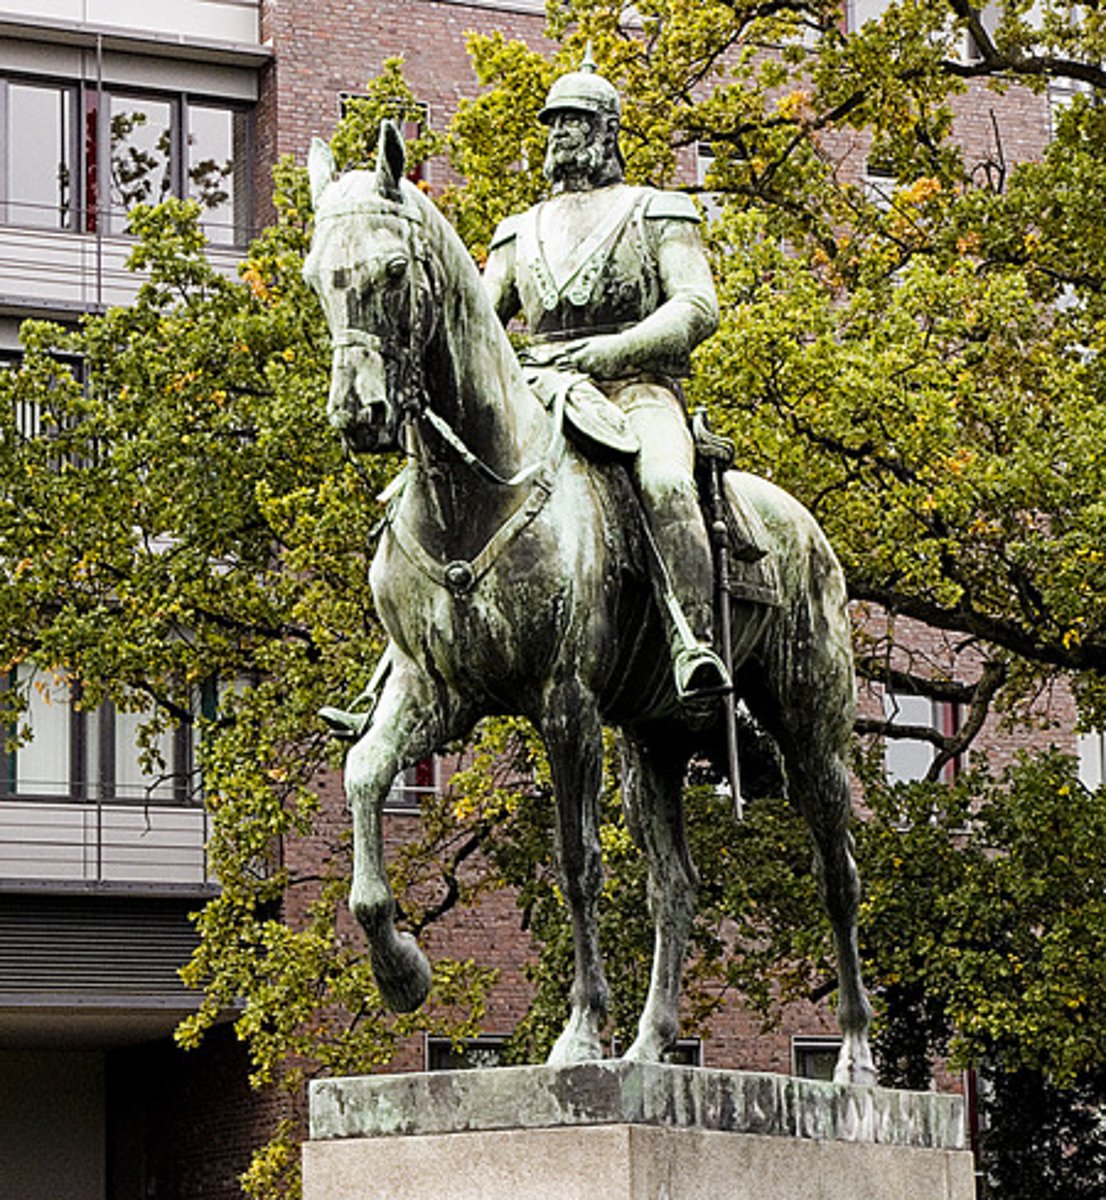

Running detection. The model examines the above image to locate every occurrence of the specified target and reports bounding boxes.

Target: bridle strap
[421,380,564,488]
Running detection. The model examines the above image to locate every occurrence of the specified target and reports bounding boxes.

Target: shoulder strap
[489,211,523,251]
[643,189,700,223]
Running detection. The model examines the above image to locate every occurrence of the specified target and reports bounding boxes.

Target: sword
[694,409,744,822]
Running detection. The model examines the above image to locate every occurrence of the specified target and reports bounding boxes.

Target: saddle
[524,364,639,459]
[525,365,779,608]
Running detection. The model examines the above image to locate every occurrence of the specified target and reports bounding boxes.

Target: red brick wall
[256,0,550,217]
[107,1024,291,1200]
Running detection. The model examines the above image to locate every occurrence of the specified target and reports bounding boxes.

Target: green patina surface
[309,1062,965,1150]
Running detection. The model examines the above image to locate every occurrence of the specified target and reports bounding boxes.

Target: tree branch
[849,579,1106,674]
[942,0,1106,90]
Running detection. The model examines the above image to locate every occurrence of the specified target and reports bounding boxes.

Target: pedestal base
[304,1061,975,1200]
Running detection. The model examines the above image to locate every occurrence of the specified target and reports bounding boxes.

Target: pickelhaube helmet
[538,46,621,125]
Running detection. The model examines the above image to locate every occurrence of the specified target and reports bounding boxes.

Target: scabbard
[709,458,744,822]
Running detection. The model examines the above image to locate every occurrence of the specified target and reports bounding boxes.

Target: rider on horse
[483,51,735,704]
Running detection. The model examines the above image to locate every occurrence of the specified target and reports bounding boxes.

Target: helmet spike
[580,42,597,74]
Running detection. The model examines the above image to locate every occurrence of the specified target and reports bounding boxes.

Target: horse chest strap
[388,466,556,597]
[443,560,476,595]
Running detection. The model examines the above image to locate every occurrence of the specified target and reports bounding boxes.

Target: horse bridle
[318,193,567,596]
[317,199,436,435]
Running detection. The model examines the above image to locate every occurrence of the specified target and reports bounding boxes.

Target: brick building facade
[0,2,1078,1197]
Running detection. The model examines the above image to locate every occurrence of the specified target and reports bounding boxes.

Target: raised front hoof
[371,932,432,1014]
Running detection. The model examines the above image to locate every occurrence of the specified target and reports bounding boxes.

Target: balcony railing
[0,204,249,316]
[0,797,211,887]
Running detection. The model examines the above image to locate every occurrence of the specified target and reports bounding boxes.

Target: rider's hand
[553,334,629,380]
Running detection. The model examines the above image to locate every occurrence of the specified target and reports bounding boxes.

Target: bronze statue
[304,95,876,1083]
[484,51,730,703]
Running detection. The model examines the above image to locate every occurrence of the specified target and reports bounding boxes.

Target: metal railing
[0,796,211,886]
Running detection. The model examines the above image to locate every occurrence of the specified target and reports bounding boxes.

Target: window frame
[0,75,81,231]
[385,755,442,813]
[425,1034,510,1071]
[0,70,254,246]
[882,690,962,785]
[791,1034,843,1081]
[0,667,202,807]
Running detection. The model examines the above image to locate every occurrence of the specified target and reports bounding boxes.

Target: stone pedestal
[303,1061,975,1200]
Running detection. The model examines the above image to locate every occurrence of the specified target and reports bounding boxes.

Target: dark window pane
[108,94,172,233]
[426,1037,507,1071]
[7,83,74,228]
[793,1038,841,1081]
[187,104,249,244]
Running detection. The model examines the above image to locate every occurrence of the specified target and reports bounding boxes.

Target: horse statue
[303,121,876,1084]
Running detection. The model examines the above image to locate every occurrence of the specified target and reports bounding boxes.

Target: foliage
[450,0,1106,727]
[8,2,1106,1196]
[0,70,492,1199]
[438,3,1106,1193]
[977,1064,1106,1200]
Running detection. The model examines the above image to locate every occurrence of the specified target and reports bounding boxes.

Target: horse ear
[308,137,338,207]
[376,119,406,198]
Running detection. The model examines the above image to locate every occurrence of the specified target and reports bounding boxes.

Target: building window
[0,73,252,245]
[386,755,440,811]
[964,1,1002,62]
[426,1035,508,1071]
[862,155,896,209]
[846,0,891,32]
[1,667,202,805]
[1,78,77,229]
[187,103,252,243]
[792,1035,842,1081]
[610,1037,702,1066]
[1078,731,1105,791]
[883,691,961,784]
[695,142,725,223]
[105,91,175,232]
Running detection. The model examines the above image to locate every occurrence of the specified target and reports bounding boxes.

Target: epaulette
[642,189,700,222]
[489,212,523,251]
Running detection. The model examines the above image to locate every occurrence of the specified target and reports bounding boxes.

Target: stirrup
[673,645,732,702]
[319,706,371,741]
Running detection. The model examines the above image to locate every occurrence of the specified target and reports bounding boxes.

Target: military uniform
[485,175,727,700]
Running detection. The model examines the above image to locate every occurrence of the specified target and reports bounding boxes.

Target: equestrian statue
[304,56,876,1085]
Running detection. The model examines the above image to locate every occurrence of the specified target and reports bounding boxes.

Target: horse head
[304,122,435,454]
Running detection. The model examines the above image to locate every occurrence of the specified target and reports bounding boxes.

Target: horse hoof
[547,1016,603,1067]
[372,933,432,1013]
[833,1038,878,1087]
[622,1035,667,1064]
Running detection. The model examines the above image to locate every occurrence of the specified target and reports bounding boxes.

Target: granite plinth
[303,1062,975,1200]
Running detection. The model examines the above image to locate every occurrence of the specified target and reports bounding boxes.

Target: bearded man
[483,53,731,703]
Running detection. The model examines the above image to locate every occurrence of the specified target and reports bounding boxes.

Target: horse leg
[344,659,458,1013]
[620,730,696,1063]
[773,722,876,1086]
[542,680,608,1066]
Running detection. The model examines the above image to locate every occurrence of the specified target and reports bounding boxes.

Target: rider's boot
[672,601,730,703]
[319,651,393,741]
[652,512,731,704]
